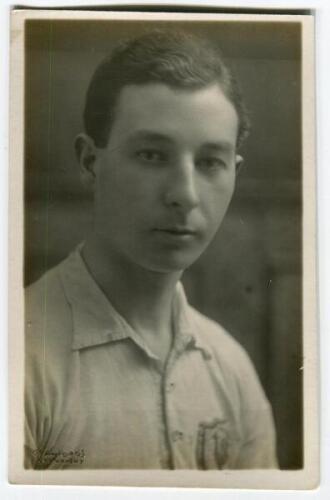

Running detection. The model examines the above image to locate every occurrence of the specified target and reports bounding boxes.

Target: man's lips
[153,226,196,234]
[152,226,198,238]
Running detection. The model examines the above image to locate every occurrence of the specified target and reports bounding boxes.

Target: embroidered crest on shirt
[196,418,229,469]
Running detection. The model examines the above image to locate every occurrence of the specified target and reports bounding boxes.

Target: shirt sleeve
[24,331,48,469]
[24,285,52,469]
[234,347,278,469]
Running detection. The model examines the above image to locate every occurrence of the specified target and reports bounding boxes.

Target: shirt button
[171,430,184,442]
[166,382,175,392]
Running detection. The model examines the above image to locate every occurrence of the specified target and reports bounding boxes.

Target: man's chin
[139,251,203,275]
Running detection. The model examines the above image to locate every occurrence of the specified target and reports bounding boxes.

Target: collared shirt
[25,246,278,470]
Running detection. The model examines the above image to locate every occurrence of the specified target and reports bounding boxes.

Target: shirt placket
[158,333,195,469]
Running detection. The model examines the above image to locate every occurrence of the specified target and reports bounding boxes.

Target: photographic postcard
[8,8,318,489]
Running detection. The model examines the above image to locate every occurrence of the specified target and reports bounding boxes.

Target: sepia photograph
[8,8,317,489]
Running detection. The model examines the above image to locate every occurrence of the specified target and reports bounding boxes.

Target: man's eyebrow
[200,141,235,153]
[125,131,235,152]
[126,130,174,144]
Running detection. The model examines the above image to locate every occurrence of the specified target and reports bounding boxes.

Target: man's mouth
[152,226,198,239]
[155,226,196,234]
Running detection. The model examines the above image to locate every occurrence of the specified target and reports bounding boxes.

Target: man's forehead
[110,82,239,148]
[125,129,236,153]
[118,81,231,104]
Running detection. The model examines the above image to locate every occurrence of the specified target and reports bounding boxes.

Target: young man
[25,30,278,470]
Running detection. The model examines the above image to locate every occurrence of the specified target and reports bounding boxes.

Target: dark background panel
[24,19,303,469]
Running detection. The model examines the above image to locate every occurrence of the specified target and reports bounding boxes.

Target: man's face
[90,82,240,273]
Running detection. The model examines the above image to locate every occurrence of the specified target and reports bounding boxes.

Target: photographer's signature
[31,448,86,466]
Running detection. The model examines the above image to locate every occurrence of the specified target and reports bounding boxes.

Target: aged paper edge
[8,9,319,489]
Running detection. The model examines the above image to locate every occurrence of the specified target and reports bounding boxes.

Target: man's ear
[74,133,98,188]
[235,154,244,175]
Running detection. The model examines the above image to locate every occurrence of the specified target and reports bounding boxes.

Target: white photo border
[8,6,318,491]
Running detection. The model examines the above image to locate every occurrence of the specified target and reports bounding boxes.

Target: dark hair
[84,30,250,149]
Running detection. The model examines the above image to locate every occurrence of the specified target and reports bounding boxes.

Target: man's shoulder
[25,260,69,320]
[26,262,62,298]
[25,258,74,358]
[188,305,261,383]
[190,306,246,357]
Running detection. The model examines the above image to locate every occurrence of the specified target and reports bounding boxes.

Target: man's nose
[164,157,199,212]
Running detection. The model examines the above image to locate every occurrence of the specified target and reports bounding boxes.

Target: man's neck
[81,236,182,361]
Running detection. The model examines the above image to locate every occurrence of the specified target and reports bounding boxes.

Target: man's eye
[197,157,226,171]
[135,149,167,163]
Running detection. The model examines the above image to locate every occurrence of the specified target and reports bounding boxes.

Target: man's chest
[41,341,243,470]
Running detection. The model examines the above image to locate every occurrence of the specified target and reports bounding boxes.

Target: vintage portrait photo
[8,9,317,489]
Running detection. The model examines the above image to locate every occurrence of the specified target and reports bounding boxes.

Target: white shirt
[25,246,278,469]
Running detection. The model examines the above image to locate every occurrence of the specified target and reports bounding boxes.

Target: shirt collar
[60,246,132,350]
[173,281,213,360]
[59,245,211,359]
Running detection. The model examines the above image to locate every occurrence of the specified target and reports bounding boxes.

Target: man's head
[76,30,249,274]
[83,30,250,150]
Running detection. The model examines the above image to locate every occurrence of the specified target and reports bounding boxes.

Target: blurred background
[24,18,303,469]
